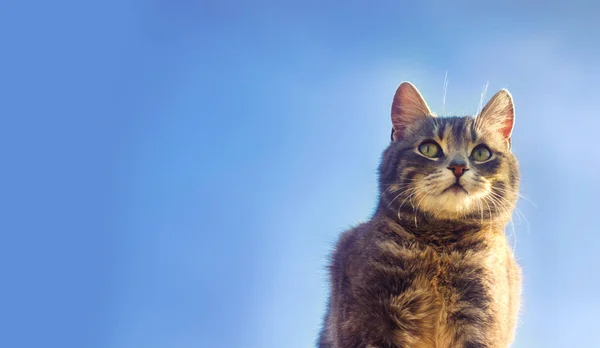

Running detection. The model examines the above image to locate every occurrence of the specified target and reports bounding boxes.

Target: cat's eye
[418,142,442,158]
[471,145,492,162]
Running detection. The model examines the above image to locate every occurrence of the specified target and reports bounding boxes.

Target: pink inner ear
[477,89,515,145]
[390,87,408,135]
[500,106,515,140]
[391,124,407,142]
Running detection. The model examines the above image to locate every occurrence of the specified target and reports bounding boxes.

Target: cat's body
[318,212,521,348]
[318,83,521,348]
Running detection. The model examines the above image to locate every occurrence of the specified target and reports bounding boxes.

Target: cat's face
[379,82,519,222]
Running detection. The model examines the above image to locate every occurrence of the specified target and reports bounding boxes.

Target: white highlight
[442,71,449,115]
[476,81,489,117]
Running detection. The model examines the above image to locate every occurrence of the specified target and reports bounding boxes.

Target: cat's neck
[374,203,504,249]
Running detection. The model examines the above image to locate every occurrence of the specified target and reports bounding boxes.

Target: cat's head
[378,82,519,223]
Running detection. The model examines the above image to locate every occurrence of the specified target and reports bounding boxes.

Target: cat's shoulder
[334,221,371,253]
[333,217,412,257]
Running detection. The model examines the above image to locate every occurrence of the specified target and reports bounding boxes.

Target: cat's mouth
[442,183,469,195]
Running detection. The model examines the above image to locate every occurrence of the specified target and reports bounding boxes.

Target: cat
[317,82,521,348]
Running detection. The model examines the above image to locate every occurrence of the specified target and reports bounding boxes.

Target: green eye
[418,142,442,158]
[471,145,492,162]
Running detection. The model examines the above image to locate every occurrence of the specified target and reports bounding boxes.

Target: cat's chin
[417,188,486,220]
[441,183,469,195]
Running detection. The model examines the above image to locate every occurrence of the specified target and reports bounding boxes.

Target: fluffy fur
[318,82,522,348]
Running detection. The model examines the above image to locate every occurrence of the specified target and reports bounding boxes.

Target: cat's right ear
[391,82,433,141]
[476,89,515,149]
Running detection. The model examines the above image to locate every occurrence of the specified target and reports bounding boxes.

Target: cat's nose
[447,164,469,178]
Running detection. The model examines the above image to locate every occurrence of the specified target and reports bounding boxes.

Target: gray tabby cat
[318,82,521,348]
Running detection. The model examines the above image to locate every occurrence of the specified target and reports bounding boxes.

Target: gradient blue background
[2,1,599,347]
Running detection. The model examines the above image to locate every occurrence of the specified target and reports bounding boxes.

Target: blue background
[2,1,599,347]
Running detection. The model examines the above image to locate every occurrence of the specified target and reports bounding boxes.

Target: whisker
[486,190,531,235]
[492,186,537,208]
[413,186,436,227]
[387,186,417,208]
[482,195,493,233]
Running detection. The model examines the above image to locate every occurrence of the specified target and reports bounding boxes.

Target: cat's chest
[407,243,497,302]
[376,235,507,298]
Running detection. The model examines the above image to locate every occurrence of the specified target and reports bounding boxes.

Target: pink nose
[447,164,469,177]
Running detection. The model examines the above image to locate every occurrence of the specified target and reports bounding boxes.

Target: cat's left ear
[391,82,434,141]
[477,89,515,149]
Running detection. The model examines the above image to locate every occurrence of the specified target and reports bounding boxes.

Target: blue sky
[2,1,600,347]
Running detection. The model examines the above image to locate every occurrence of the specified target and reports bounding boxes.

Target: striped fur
[318,82,521,348]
